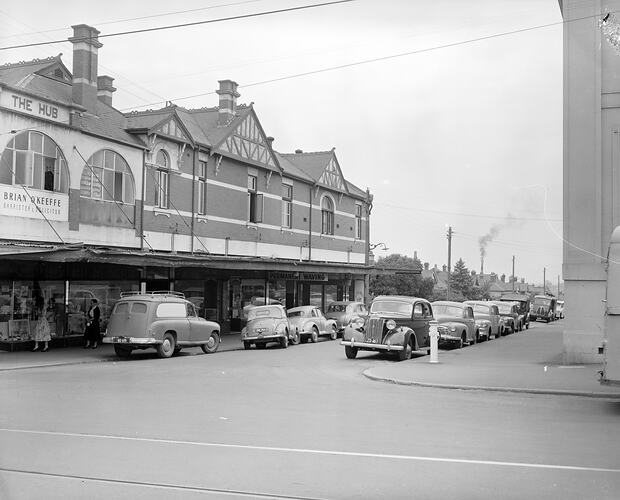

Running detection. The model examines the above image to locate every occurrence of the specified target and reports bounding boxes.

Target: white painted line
[1,428,618,474]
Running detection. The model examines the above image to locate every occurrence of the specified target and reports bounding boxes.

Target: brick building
[0,24,373,349]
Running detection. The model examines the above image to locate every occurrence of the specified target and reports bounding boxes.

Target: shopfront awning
[0,244,374,274]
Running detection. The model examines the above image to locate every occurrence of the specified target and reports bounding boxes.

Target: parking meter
[429,319,439,364]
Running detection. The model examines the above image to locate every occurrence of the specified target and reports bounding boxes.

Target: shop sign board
[300,272,327,282]
[0,89,70,124]
[268,272,328,282]
[0,185,69,222]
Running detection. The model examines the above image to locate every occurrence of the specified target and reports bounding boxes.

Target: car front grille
[365,318,384,343]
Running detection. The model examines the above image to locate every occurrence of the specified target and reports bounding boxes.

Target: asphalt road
[1,329,620,499]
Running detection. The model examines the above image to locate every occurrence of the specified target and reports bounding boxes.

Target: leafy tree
[450,258,473,299]
[369,254,434,300]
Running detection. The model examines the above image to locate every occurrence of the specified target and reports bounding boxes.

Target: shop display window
[324,284,338,309]
[0,280,65,342]
[68,281,139,334]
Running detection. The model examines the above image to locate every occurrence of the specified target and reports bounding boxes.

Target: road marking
[0,468,326,500]
[1,428,619,474]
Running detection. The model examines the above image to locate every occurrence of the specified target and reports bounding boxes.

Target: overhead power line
[0,0,267,40]
[0,0,355,51]
[120,8,596,110]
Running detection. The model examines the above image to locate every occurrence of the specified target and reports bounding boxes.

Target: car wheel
[329,325,338,341]
[243,341,251,350]
[310,327,319,343]
[472,331,479,345]
[457,334,465,349]
[256,342,266,349]
[397,339,413,361]
[114,344,132,358]
[290,330,300,345]
[157,332,176,359]
[526,322,529,330]
[345,346,358,359]
[201,331,220,354]
[280,335,289,349]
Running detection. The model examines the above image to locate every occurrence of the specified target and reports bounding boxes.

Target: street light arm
[369,242,388,251]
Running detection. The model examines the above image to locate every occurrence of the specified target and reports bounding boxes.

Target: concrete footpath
[365,322,620,398]
[0,332,245,371]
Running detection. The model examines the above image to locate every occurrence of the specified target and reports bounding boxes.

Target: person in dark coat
[84,299,101,349]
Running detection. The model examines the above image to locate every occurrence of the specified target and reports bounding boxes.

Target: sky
[0,0,564,288]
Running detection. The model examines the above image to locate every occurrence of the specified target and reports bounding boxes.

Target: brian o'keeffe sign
[1,185,69,222]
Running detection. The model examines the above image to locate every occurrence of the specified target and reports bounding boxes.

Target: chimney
[97,75,116,107]
[414,250,418,261]
[266,137,274,146]
[424,262,430,271]
[480,256,484,276]
[442,265,447,272]
[216,79,239,126]
[69,24,103,112]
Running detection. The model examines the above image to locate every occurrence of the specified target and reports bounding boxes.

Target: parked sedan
[241,304,293,349]
[341,295,433,361]
[431,301,477,348]
[493,301,520,333]
[325,301,369,334]
[287,306,338,343]
[464,300,503,340]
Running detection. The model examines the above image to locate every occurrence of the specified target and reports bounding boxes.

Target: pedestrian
[32,309,51,352]
[84,298,101,349]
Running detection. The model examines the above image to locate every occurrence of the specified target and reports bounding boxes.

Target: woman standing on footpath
[32,309,51,352]
[84,298,101,349]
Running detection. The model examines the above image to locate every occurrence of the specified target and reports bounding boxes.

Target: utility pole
[512,255,515,291]
[557,274,560,298]
[446,226,453,300]
[543,267,546,294]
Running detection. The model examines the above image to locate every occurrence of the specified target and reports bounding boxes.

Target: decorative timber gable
[216,110,279,171]
[153,115,190,143]
[318,154,348,193]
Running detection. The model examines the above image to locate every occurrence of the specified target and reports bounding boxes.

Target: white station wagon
[102,291,221,359]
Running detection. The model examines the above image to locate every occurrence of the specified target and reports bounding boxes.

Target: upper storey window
[247,174,263,223]
[355,203,363,239]
[321,196,334,235]
[0,131,69,193]
[154,150,169,209]
[282,182,293,229]
[80,150,135,204]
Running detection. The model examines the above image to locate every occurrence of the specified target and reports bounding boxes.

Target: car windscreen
[247,307,282,320]
[287,310,307,318]
[369,301,413,316]
[533,297,552,306]
[327,304,346,312]
[432,304,463,316]
[497,303,515,313]
[472,304,489,314]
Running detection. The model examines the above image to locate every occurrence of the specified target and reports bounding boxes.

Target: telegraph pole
[512,255,515,291]
[543,267,546,294]
[446,226,453,300]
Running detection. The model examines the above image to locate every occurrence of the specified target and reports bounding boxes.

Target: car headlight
[353,317,365,329]
[386,319,397,330]
[449,326,456,332]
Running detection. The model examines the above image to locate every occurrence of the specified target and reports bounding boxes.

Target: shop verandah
[0,245,370,351]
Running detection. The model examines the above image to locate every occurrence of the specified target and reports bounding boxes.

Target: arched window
[321,196,334,235]
[80,150,135,204]
[0,131,69,192]
[154,149,169,209]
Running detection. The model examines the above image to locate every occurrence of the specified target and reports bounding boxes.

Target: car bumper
[340,340,404,351]
[438,334,460,343]
[243,334,283,342]
[102,336,160,345]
